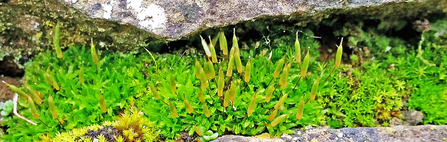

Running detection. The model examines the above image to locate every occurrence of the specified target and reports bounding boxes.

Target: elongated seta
[295,31,301,64]
[200,35,211,58]
[335,37,343,68]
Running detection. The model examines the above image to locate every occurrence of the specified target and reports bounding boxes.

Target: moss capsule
[279,63,291,90]
[226,49,235,77]
[48,94,58,119]
[91,40,99,65]
[200,68,208,89]
[309,77,320,101]
[296,96,305,120]
[246,91,257,117]
[273,55,286,78]
[203,103,211,117]
[169,97,179,118]
[224,91,230,109]
[149,82,161,100]
[194,125,204,136]
[218,67,224,97]
[335,37,343,68]
[45,71,60,91]
[204,60,215,79]
[3,81,28,98]
[274,93,288,110]
[208,36,218,63]
[244,56,251,83]
[219,30,228,56]
[234,48,243,74]
[295,32,301,64]
[195,59,203,79]
[200,35,211,58]
[183,93,196,114]
[99,90,107,113]
[198,89,205,103]
[300,50,310,79]
[54,21,63,59]
[271,113,291,127]
[268,109,278,121]
[24,85,43,105]
[27,96,40,119]
[265,82,275,103]
[229,81,236,102]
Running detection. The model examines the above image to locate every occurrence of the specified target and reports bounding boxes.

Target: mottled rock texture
[0,0,446,75]
[61,0,447,40]
[212,125,447,142]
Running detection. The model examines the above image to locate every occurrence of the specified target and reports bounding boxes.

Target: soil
[84,126,123,142]
[0,76,22,102]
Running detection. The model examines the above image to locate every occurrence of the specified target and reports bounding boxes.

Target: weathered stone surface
[212,125,447,142]
[60,0,447,40]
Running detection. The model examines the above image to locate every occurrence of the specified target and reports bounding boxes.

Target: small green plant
[0,100,13,116]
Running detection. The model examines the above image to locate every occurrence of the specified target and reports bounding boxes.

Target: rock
[1,0,446,73]
[212,135,284,142]
[60,0,447,40]
[389,117,403,127]
[403,109,425,126]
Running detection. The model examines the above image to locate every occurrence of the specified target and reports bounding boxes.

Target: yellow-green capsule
[24,85,43,105]
[99,90,107,113]
[45,71,60,91]
[268,109,278,121]
[79,62,84,84]
[271,113,291,127]
[219,30,228,56]
[218,67,224,97]
[229,81,236,102]
[200,68,208,89]
[149,82,161,100]
[200,35,211,58]
[296,97,305,120]
[169,97,179,118]
[194,125,204,136]
[273,55,286,78]
[224,91,230,109]
[195,59,203,79]
[244,56,251,83]
[198,89,205,103]
[226,49,235,77]
[27,96,40,119]
[309,77,320,101]
[203,103,211,117]
[183,93,196,114]
[48,94,58,119]
[3,81,28,98]
[170,70,176,94]
[335,37,343,68]
[91,40,99,65]
[246,92,257,117]
[204,60,215,79]
[274,93,288,110]
[54,21,63,59]
[234,48,243,74]
[208,36,218,63]
[279,63,291,90]
[265,82,275,103]
[232,28,238,49]
[295,32,301,64]
[300,50,310,79]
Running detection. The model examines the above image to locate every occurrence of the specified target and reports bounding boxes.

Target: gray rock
[403,109,425,126]
[60,0,446,40]
[212,125,447,142]
[389,117,404,127]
